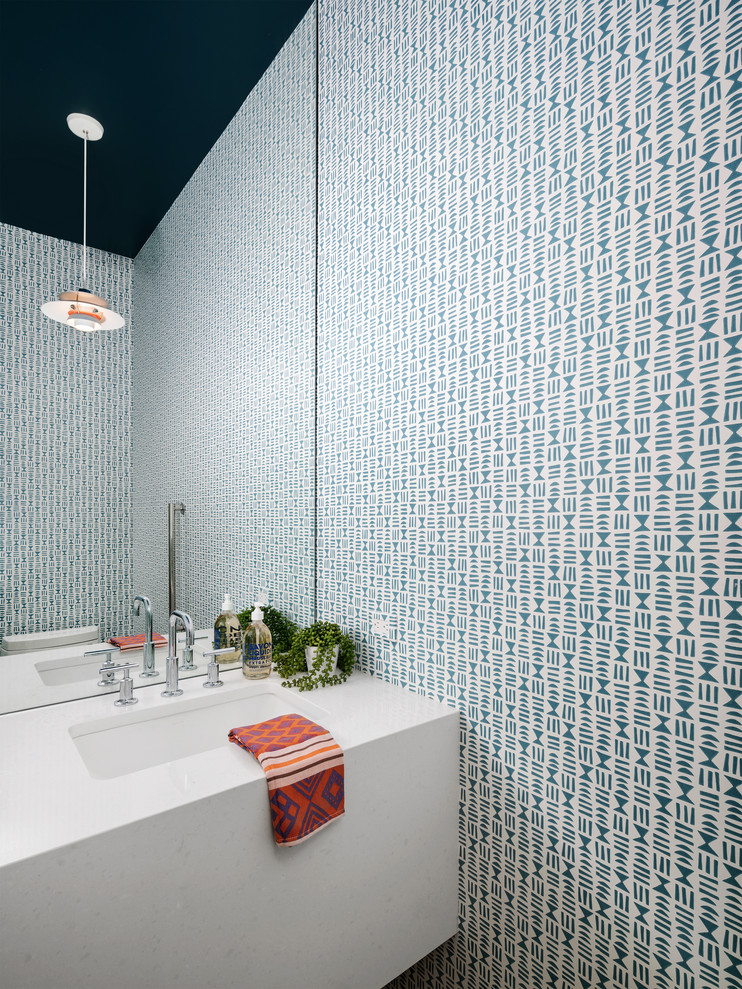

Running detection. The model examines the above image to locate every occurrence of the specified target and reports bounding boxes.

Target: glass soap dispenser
[213,592,242,666]
[242,602,272,680]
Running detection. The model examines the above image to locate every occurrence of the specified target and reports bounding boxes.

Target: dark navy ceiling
[0,0,314,258]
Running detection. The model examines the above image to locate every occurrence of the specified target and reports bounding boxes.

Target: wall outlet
[371,616,390,637]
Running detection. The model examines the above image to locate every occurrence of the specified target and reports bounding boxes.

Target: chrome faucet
[162,609,194,698]
[133,594,159,678]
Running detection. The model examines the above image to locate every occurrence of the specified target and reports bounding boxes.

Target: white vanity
[0,669,459,989]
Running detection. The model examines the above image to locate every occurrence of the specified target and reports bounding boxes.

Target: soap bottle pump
[242,602,272,680]
[213,592,241,666]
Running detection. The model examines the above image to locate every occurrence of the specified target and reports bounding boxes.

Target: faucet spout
[134,595,158,677]
[162,609,194,697]
[169,609,194,655]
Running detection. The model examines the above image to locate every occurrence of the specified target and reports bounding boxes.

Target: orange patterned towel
[108,633,168,652]
[229,713,345,846]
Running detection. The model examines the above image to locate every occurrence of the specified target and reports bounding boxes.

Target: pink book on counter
[108,633,169,652]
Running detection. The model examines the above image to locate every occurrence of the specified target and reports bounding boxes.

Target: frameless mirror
[0,7,317,715]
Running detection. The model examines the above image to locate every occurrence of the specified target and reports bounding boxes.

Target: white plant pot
[305,645,340,674]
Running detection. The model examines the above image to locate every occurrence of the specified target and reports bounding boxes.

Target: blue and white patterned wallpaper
[0,223,133,641]
[132,6,316,632]
[317,2,739,988]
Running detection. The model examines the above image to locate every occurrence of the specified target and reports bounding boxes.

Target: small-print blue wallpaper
[132,7,316,633]
[317,1,739,987]
[0,223,133,642]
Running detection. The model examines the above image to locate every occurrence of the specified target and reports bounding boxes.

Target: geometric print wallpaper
[0,223,133,642]
[317,2,740,988]
[132,6,316,633]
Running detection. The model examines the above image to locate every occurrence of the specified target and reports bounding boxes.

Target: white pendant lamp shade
[41,291,125,332]
[41,113,125,333]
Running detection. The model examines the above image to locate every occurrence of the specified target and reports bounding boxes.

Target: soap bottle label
[215,626,240,650]
[245,642,272,672]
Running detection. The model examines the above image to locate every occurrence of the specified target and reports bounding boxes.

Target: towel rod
[168,501,185,614]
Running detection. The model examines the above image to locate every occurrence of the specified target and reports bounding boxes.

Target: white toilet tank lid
[0,625,100,655]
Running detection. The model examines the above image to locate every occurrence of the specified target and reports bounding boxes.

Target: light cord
[83,131,88,285]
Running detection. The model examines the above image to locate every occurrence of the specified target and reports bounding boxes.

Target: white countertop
[0,669,457,869]
[0,630,217,715]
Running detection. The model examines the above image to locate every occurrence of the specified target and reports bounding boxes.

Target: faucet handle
[87,645,119,686]
[96,662,139,706]
[202,647,233,688]
[87,644,117,660]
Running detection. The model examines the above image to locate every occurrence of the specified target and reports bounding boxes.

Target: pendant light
[41,113,124,332]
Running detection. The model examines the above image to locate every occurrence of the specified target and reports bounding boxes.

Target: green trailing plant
[276,621,355,691]
[237,605,298,656]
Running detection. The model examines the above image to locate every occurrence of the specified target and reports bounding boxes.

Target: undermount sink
[69,684,326,780]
